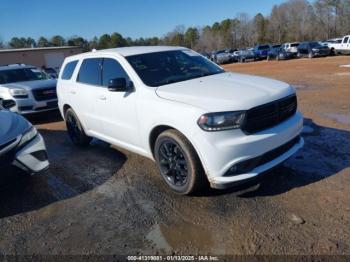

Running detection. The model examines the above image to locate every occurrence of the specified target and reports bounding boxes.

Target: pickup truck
[328,35,350,55]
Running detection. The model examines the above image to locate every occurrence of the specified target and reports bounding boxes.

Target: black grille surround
[32,87,57,101]
[241,94,297,134]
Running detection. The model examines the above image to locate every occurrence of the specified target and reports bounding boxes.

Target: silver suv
[0,64,58,114]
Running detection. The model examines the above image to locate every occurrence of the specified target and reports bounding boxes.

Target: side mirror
[108,78,133,92]
[0,99,16,110]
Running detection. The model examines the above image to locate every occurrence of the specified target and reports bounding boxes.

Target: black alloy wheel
[158,139,188,187]
[65,109,92,146]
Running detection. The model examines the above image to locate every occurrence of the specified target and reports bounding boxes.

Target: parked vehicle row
[208,35,350,65]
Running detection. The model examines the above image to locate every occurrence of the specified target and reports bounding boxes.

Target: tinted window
[61,60,78,80]
[258,45,270,50]
[102,58,129,87]
[77,58,102,85]
[291,43,299,47]
[343,37,349,44]
[0,68,49,84]
[310,42,321,48]
[126,50,224,87]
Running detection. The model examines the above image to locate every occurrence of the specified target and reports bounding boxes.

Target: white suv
[57,46,304,194]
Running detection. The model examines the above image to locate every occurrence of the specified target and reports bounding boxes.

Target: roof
[95,46,187,57]
[0,64,35,71]
[0,46,82,53]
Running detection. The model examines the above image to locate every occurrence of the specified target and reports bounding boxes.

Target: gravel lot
[0,56,349,256]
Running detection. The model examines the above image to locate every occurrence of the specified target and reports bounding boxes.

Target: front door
[96,57,140,148]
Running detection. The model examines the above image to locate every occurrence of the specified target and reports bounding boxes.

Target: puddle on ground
[146,222,213,252]
[325,113,350,125]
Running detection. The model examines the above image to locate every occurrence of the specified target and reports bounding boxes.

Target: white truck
[328,35,350,55]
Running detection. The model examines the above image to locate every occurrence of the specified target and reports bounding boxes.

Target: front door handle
[98,95,107,101]
[70,91,76,95]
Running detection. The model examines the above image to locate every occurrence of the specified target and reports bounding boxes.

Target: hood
[155,72,295,112]
[0,110,30,144]
[2,79,57,91]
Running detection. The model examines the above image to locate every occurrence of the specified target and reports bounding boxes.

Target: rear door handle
[98,95,107,101]
[70,91,76,95]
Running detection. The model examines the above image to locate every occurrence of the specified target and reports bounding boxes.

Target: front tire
[65,108,92,146]
[154,129,206,195]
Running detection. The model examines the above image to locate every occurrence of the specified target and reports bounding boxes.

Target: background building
[0,46,82,71]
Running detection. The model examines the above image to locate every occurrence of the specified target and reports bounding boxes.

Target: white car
[281,42,300,54]
[0,99,49,175]
[57,46,304,194]
[328,35,350,55]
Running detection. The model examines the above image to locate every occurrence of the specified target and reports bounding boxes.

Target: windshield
[258,45,270,50]
[0,68,50,84]
[291,43,299,47]
[126,50,224,87]
[310,42,322,48]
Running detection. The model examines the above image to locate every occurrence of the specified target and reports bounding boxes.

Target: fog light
[224,156,261,177]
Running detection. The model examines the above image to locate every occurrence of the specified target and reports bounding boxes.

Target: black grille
[242,95,297,134]
[32,87,57,101]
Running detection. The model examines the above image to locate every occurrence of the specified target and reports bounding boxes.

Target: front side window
[126,50,224,87]
[77,58,102,86]
[0,68,49,84]
[102,58,129,87]
[61,60,78,80]
[343,37,349,44]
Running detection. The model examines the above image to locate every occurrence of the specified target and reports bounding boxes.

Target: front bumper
[192,112,303,188]
[13,133,49,175]
[1,92,58,115]
[12,98,58,115]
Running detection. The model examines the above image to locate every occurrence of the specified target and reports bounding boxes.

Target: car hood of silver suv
[1,79,57,91]
[0,110,31,145]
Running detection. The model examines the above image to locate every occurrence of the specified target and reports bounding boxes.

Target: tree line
[1,0,349,52]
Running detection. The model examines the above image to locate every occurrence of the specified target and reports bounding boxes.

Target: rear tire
[65,108,92,146]
[154,129,207,195]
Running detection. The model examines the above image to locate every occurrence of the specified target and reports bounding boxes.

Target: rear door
[74,57,105,134]
[340,36,349,53]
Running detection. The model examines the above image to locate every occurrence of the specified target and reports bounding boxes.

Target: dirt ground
[0,56,349,256]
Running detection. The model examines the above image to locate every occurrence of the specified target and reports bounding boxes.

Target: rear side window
[102,58,129,87]
[77,58,102,85]
[61,60,78,80]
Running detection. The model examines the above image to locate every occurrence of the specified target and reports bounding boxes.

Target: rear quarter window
[61,60,78,80]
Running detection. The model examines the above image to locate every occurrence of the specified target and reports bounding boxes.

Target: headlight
[18,126,38,147]
[9,88,28,98]
[198,111,245,131]
[312,48,319,52]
